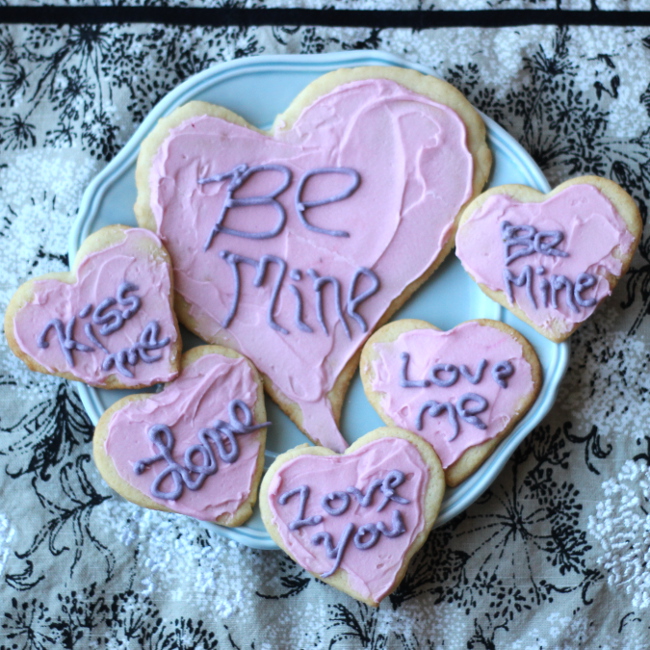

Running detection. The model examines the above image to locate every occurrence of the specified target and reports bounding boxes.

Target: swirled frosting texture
[266,437,429,603]
[370,323,535,469]
[12,228,178,387]
[105,353,264,521]
[149,78,474,452]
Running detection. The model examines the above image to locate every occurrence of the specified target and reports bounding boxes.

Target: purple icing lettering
[288,268,313,333]
[37,317,93,367]
[289,284,313,333]
[346,267,379,333]
[459,359,487,384]
[321,491,351,516]
[78,303,92,319]
[201,163,291,250]
[220,251,247,328]
[416,400,459,439]
[534,229,568,258]
[376,470,410,512]
[93,283,141,336]
[311,522,355,578]
[36,284,151,371]
[504,265,536,308]
[253,255,288,334]
[136,321,170,362]
[354,524,380,550]
[501,221,536,265]
[278,485,324,530]
[93,297,119,334]
[502,221,568,265]
[84,322,109,354]
[500,221,603,315]
[417,394,490,440]
[492,360,514,388]
[285,469,412,577]
[456,393,488,431]
[134,424,186,499]
[550,275,578,313]
[133,399,268,500]
[574,273,597,307]
[377,510,406,538]
[220,252,381,339]
[102,320,170,378]
[399,352,431,389]
[219,252,288,333]
[347,480,383,508]
[307,269,351,339]
[117,282,141,319]
[536,266,550,307]
[295,167,360,238]
[430,363,459,388]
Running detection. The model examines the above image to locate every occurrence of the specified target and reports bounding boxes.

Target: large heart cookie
[93,345,268,525]
[259,427,445,606]
[455,176,642,342]
[5,226,181,388]
[360,319,541,486]
[134,66,492,452]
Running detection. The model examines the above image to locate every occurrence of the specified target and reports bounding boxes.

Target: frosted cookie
[360,319,541,487]
[5,225,181,388]
[134,65,492,453]
[259,427,445,606]
[455,176,642,342]
[93,345,269,525]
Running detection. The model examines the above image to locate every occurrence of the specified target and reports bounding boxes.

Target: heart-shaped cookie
[5,226,181,388]
[360,319,541,486]
[93,345,268,525]
[134,66,492,452]
[455,176,642,342]
[259,427,445,606]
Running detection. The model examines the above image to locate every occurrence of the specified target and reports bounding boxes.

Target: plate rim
[70,50,569,550]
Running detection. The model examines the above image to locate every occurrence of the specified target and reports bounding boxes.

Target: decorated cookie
[259,427,445,606]
[134,65,492,453]
[93,345,269,525]
[5,225,181,388]
[360,319,541,486]
[455,176,642,342]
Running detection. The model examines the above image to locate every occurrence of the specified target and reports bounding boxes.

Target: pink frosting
[12,228,178,387]
[105,353,264,521]
[369,322,535,468]
[266,436,429,603]
[455,184,636,334]
[149,78,474,452]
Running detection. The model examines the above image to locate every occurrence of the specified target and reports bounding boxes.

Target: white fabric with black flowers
[1,16,650,650]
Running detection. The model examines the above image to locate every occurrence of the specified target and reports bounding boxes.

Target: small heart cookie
[5,226,181,388]
[135,66,492,452]
[360,319,541,486]
[93,345,268,526]
[259,428,445,606]
[455,176,642,342]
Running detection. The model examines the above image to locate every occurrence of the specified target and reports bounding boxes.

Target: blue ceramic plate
[71,51,569,550]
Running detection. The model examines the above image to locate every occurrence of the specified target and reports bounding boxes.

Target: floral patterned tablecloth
[1,7,649,649]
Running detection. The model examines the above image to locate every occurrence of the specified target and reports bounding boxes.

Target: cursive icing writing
[277,470,410,578]
[134,399,270,500]
[102,321,170,379]
[36,282,172,377]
